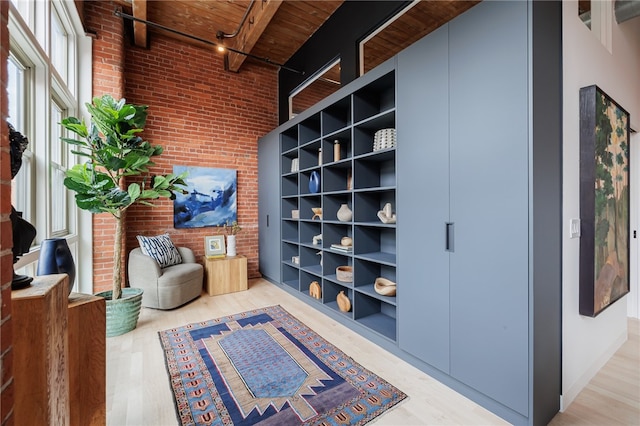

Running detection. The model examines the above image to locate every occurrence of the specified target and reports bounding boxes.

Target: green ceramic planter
[96,288,144,337]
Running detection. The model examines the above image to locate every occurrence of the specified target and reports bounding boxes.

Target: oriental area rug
[159,305,406,425]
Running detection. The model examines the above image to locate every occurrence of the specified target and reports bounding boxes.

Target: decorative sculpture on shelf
[337,291,351,312]
[374,277,397,296]
[377,202,397,224]
[9,123,37,290]
[309,281,321,299]
[311,207,322,220]
[337,204,352,222]
[312,234,322,245]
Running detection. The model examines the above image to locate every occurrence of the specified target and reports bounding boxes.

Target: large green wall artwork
[579,85,631,317]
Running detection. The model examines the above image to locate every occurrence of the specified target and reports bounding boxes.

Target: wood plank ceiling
[114,0,479,74]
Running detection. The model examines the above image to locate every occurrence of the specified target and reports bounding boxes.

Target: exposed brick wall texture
[0,0,13,423]
[84,1,127,293]
[84,5,278,292]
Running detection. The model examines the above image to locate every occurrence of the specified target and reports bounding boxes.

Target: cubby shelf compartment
[353,152,396,191]
[300,170,322,196]
[299,195,322,221]
[323,281,354,319]
[281,128,298,153]
[322,129,352,163]
[323,194,352,223]
[323,163,353,194]
[353,258,396,306]
[300,269,322,296]
[281,220,299,243]
[282,263,299,291]
[323,250,353,285]
[352,70,396,124]
[323,223,352,250]
[321,97,352,135]
[354,292,396,341]
[299,113,321,144]
[300,221,322,247]
[300,245,323,271]
[353,189,396,223]
[282,241,299,262]
[281,198,299,220]
[282,175,299,197]
[353,226,396,265]
[299,140,323,170]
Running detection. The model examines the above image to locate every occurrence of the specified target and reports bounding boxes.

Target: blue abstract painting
[173,166,237,229]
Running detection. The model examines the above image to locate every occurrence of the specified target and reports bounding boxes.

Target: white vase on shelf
[337,204,352,222]
[227,235,237,256]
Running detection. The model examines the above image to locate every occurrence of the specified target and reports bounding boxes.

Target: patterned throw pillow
[136,233,183,268]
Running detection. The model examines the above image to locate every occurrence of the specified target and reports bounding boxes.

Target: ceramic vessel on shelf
[309,171,320,193]
[340,236,352,246]
[37,237,76,295]
[334,140,341,162]
[337,204,352,222]
[337,291,351,312]
[226,235,236,256]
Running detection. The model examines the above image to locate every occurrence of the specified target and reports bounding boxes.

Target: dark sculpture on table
[9,123,36,290]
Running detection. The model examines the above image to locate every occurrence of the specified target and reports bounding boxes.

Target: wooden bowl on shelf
[336,266,353,282]
[374,277,396,296]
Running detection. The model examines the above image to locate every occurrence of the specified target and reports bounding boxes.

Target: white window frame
[9,0,93,293]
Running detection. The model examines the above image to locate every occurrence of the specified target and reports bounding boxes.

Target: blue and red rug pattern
[159,305,406,425]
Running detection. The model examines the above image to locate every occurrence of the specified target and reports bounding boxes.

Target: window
[50,8,68,83]
[8,55,33,222]
[8,0,92,292]
[50,99,69,235]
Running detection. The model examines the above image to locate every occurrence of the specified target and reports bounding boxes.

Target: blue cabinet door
[448,0,530,417]
[258,131,281,283]
[397,25,451,373]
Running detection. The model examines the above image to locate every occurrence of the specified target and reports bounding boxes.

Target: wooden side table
[12,274,70,426]
[204,255,248,296]
[68,292,106,426]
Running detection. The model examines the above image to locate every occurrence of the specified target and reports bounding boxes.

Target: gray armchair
[128,247,203,309]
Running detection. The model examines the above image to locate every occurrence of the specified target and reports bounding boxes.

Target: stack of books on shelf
[330,244,352,252]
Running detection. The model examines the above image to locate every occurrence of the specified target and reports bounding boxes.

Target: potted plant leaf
[61,94,186,336]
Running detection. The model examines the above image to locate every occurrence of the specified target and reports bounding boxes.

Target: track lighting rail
[114,8,304,75]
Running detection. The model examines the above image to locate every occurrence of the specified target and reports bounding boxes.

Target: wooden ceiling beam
[132,0,148,48]
[226,0,283,72]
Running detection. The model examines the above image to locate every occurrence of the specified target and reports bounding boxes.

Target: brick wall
[84,4,278,292]
[0,0,13,423]
[84,1,126,293]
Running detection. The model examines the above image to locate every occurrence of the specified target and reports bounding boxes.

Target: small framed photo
[205,235,225,258]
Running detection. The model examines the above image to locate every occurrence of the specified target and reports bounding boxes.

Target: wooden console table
[204,255,248,296]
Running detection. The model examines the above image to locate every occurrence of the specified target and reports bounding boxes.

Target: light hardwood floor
[106,279,640,425]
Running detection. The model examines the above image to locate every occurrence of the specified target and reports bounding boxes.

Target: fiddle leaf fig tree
[61,95,187,300]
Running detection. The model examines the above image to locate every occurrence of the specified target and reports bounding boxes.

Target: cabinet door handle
[267,214,269,227]
[446,222,454,252]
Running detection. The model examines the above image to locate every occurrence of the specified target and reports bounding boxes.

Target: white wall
[562,0,640,410]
